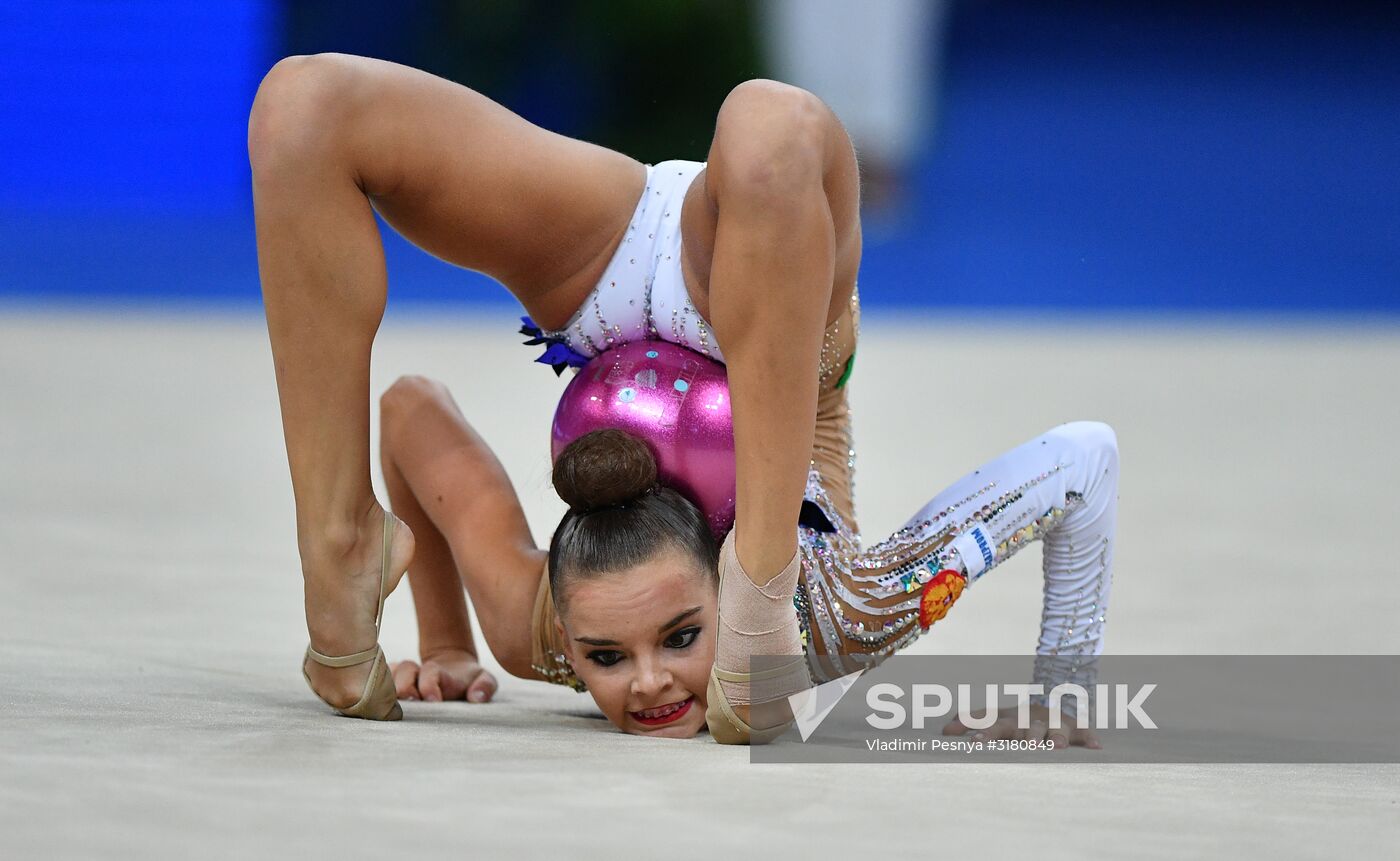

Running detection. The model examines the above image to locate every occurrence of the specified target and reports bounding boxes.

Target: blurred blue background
[1,0,1396,313]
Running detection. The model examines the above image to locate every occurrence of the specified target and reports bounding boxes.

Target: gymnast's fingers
[417,662,444,702]
[1027,719,1049,742]
[971,720,1008,742]
[1072,725,1103,749]
[436,664,468,702]
[392,660,421,700]
[467,671,498,704]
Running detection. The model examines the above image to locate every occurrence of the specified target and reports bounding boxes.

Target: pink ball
[551,341,736,539]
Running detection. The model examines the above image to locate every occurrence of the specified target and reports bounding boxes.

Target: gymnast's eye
[587,650,624,667]
[664,626,701,649]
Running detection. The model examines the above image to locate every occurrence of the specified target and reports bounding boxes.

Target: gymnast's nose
[630,654,673,698]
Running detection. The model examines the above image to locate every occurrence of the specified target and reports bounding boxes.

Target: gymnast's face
[555,544,716,739]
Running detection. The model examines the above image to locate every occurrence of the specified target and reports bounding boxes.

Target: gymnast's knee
[710,79,830,206]
[248,53,361,180]
[379,375,449,434]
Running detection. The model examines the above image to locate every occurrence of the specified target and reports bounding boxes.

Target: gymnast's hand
[390,649,498,704]
[942,704,1102,750]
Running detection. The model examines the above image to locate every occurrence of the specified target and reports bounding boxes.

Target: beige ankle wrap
[710,531,812,709]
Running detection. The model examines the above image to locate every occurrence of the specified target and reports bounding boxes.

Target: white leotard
[541,160,725,363]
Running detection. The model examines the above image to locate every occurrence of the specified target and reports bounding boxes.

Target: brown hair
[548,429,718,608]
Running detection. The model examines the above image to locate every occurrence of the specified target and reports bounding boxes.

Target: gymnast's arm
[378,375,550,692]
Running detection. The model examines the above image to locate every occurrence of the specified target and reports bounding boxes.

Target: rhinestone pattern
[539,161,723,363]
[795,460,1084,685]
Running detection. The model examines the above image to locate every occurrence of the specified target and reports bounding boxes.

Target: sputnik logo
[787,669,865,742]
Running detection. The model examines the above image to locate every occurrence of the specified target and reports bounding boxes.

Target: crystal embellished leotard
[527,160,1119,709]
[537,160,723,363]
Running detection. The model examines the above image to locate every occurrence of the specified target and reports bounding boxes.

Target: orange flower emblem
[919,569,966,631]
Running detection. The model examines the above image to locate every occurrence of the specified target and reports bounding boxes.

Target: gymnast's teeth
[636,699,686,719]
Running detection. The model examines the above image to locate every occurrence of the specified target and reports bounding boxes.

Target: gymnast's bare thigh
[254,55,863,331]
[252,52,648,327]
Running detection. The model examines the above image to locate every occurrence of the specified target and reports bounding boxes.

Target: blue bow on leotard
[519,316,590,376]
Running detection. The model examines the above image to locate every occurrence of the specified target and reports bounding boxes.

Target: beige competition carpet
[2,304,1396,859]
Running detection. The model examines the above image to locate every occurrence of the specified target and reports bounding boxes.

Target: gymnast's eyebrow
[656,606,702,634]
[574,606,703,645]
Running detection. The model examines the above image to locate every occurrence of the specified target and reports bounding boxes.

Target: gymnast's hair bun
[552,429,658,512]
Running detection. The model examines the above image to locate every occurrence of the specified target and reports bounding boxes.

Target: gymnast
[249,53,1119,744]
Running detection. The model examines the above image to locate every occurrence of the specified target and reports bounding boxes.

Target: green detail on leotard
[835,353,855,389]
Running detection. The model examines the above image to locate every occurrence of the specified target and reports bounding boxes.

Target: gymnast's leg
[890,421,1120,659]
[248,53,643,710]
[857,421,1120,744]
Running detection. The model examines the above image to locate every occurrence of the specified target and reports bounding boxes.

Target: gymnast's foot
[706,530,811,743]
[301,501,415,710]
